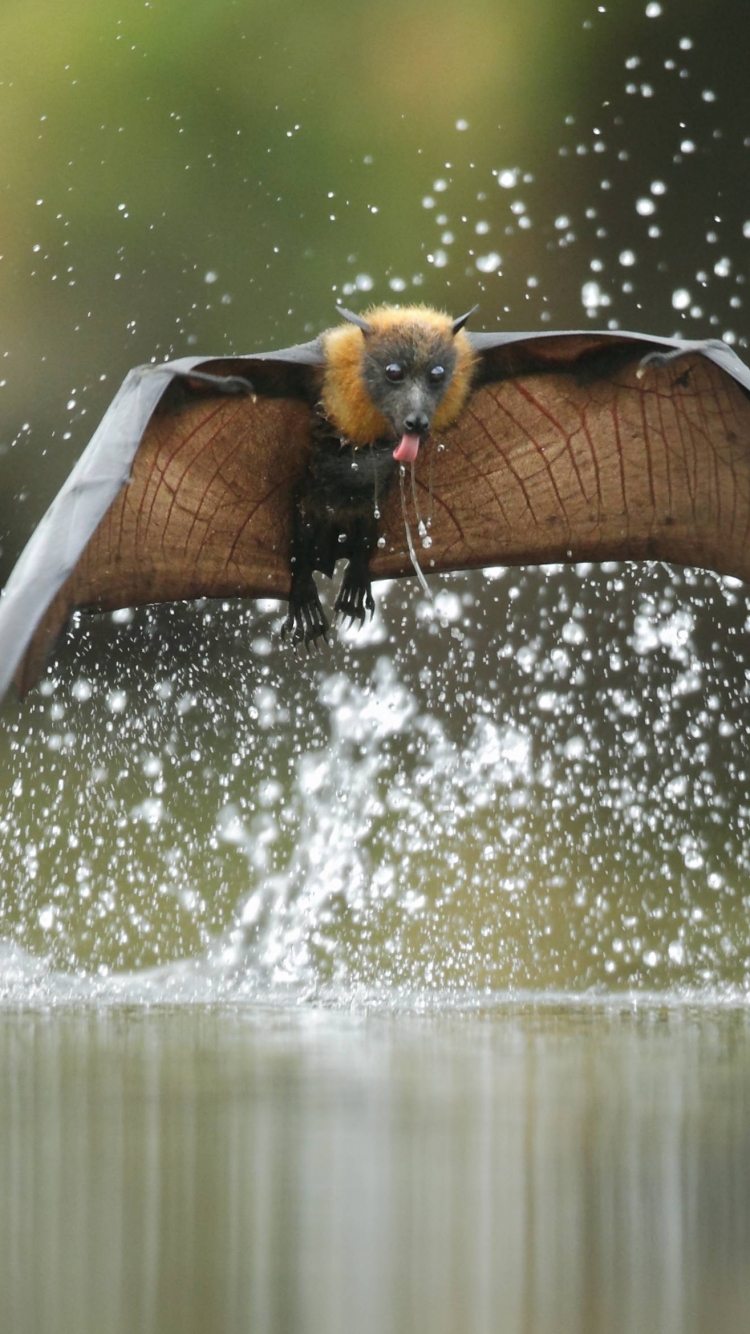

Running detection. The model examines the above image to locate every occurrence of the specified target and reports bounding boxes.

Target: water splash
[2,564,750,1006]
[398,464,431,598]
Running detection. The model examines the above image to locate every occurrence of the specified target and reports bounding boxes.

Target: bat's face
[360,328,458,464]
[321,305,477,454]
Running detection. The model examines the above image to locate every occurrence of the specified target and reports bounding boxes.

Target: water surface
[1,1002,748,1334]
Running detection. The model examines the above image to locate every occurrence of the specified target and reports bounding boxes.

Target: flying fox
[1,304,750,701]
[286,303,477,643]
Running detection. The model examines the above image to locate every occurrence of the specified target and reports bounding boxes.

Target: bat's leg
[334,514,377,625]
[283,502,330,647]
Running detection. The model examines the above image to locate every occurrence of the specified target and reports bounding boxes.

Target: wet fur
[284,304,477,645]
[320,305,476,445]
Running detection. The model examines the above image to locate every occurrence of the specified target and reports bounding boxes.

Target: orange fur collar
[320,304,477,446]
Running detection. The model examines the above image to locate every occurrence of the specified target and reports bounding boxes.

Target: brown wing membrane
[8,331,750,697]
[373,334,750,584]
[16,387,314,695]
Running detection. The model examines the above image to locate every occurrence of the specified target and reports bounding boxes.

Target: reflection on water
[1,1005,748,1334]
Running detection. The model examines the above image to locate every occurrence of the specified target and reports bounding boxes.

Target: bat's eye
[385,363,404,382]
[429,365,446,383]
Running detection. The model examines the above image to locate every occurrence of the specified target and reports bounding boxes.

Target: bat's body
[286,304,476,642]
[1,306,750,702]
[287,427,396,641]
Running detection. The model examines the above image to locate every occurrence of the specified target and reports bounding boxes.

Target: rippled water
[1,1004,748,1334]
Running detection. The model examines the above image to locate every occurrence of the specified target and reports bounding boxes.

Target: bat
[1,303,750,704]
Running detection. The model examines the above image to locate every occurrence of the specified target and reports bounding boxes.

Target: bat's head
[321,304,478,458]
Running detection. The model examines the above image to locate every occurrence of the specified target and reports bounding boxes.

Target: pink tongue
[393,432,421,464]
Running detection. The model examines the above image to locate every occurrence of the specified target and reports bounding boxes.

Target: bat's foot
[283,580,330,649]
[334,566,375,626]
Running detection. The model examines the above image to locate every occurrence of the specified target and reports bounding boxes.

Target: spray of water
[399,464,431,600]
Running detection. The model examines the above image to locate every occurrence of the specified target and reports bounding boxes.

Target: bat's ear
[452,304,479,335]
[335,306,374,335]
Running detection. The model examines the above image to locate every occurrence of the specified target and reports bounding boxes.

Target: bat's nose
[403,410,430,437]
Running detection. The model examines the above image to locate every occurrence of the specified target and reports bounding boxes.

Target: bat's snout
[393,409,430,464]
[403,409,430,437]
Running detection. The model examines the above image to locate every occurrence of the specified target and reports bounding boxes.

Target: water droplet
[476,252,502,273]
[497,169,519,189]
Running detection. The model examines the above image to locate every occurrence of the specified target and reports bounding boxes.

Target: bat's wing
[370,329,750,588]
[0,343,324,700]
[2,328,750,701]
[466,327,750,394]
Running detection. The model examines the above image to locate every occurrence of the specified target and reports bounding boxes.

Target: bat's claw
[283,582,329,651]
[334,565,375,628]
[220,375,255,395]
[181,369,254,396]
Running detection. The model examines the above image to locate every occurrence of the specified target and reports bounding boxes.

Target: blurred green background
[2,0,749,557]
[1,0,750,987]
